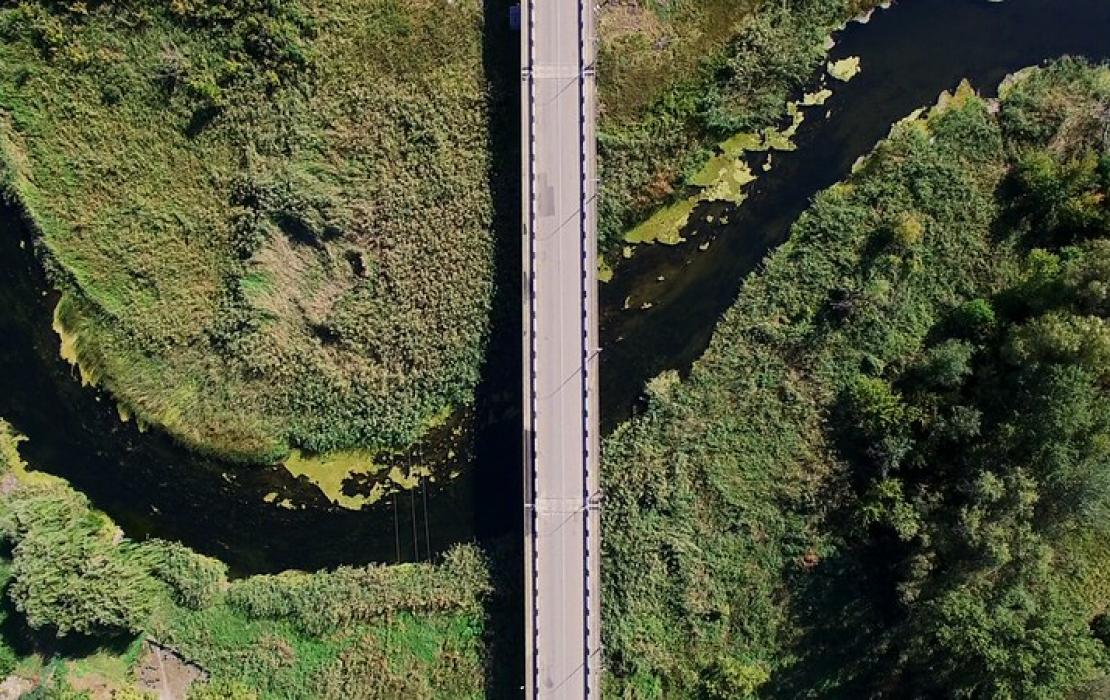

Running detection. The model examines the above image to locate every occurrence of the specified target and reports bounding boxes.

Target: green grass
[149,604,487,699]
[0,0,498,461]
[598,0,760,124]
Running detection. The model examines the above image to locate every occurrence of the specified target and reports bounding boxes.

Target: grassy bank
[0,420,494,698]
[602,60,1110,698]
[0,0,498,462]
[597,0,879,253]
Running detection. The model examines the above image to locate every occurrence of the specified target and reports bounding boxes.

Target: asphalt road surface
[521,0,601,697]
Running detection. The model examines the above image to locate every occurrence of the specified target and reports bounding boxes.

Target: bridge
[520,0,601,697]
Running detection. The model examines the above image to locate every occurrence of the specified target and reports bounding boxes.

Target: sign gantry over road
[520,0,602,697]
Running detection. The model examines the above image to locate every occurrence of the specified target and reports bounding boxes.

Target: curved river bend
[1,0,1108,573]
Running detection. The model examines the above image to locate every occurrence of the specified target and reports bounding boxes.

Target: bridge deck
[521,0,600,697]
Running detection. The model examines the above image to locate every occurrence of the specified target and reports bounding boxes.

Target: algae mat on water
[0,0,497,462]
[281,449,431,510]
[621,97,822,247]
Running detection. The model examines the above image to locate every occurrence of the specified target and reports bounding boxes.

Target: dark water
[601,0,1110,429]
[1,0,1108,573]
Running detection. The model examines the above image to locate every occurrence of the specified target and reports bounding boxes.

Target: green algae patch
[802,88,833,106]
[761,104,806,151]
[388,464,431,490]
[625,131,769,246]
[624,98,821,247]
[718,131,766,154]
[282,447,438,510]
[622,70,848,249]
[282,449,382,510]
[782,102,806,138]
[827,56,861,82]
[705,160,757,202]
[690,153,757,203]
[598,258,614,283]
[280,448,429,510]
[624,195,699,245]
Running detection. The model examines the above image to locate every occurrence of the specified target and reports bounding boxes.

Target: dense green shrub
[147,540,228,610]
[0,481,162,636]
[188,679,259,699]
[226,545,490,636]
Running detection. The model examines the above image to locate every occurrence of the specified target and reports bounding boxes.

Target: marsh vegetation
[596,0,878,254]
[0,0,498,462]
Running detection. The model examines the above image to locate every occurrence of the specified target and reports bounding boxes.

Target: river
[0,0,1108,573]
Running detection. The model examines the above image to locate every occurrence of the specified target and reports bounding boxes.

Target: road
[520,0,601,697]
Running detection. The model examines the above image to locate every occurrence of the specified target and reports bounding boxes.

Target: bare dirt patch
[136,640,207,700]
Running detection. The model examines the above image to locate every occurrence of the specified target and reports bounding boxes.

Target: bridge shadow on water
[473,0,524,695]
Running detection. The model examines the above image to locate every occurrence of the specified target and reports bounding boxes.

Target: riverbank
[0,198,491,573]
[598,0,1110,428]
[0,419,505,697]
[602,59,1110,697]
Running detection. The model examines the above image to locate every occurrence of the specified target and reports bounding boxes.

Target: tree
[1013,149,1107,244]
